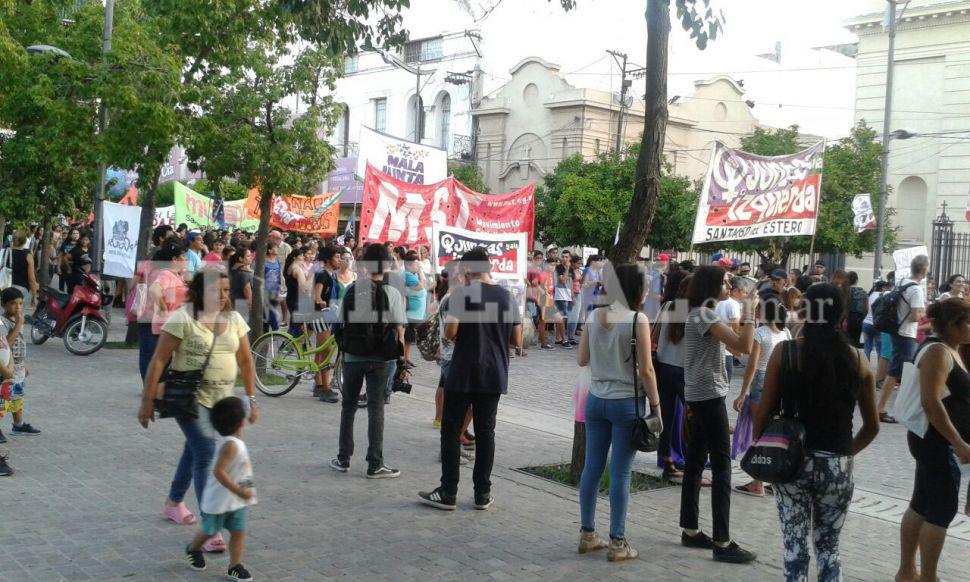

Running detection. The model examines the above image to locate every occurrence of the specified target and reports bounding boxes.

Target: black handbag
[740,341,806,484]
[154,334,217,419]
[630,312,662,452]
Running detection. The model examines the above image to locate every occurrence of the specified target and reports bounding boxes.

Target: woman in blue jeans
[576,264,660,562]
[138,267,258,553]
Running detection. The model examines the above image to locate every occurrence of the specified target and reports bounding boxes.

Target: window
[373,98,387,133]
[344,56,358,74]
[438,93,451,150]
[406,94,425,141]
[404,38,443,63]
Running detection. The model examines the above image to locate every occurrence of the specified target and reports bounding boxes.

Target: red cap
[655,253,670,262]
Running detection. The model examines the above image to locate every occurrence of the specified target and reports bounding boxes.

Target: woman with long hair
[229,246,254,315]
[651,269,690,482]
[895,298,970,582]
[138,267,257,552]
[576,264,660,562]
[678,265,758,563]
[283,246,311,337]
[755,283,879,580]
[137,241,188,380]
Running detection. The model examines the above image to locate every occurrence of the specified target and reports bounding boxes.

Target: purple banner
[328,157,363,204]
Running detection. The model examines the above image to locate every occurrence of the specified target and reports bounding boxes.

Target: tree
[192,179,249,201]
[448,162,489,193]
[709,122,890,267]
[153,0,410,336]
[535,146,697,252]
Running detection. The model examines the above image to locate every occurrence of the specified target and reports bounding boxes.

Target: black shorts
[907,430,962,528]
[405,321,419,343]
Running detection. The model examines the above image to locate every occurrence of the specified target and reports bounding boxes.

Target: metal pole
[609,50,629,154]
[414,71,422,143]
[873,0,897,282]
[91,0,114,274]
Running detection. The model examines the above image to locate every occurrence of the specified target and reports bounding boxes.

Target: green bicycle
[251,328,342,397]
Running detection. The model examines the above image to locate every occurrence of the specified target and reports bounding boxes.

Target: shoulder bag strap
[631,311,644,420]
[199,321,220,371]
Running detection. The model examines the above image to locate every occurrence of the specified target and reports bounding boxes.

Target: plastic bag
[893,344,946,437]
[574,366,591,423]
[731,396,754,460]
[521,316,537,347]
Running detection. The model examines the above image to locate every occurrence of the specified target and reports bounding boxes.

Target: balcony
[452,134,472,160]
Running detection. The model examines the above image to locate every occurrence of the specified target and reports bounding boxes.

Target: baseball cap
[711,252,723,262]
[187,231,202,241]
[769,268,788,280]
[731,259,740,269]
[655,253,670,263]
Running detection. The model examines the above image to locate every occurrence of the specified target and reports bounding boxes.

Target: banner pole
[808,233,816,265]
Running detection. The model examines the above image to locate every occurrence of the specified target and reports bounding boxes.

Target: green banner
[173,182,258,232]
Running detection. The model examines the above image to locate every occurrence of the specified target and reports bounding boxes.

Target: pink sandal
[162,502,196,525]
[202,532,227,553]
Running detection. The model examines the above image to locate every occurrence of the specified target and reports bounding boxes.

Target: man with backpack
[873,255,928,423]
[330,244,405,478]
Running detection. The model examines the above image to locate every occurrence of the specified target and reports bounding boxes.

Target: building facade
[847,0,970,245]
[471,57,761,194]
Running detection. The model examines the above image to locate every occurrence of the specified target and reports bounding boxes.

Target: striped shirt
[683,306,729,402]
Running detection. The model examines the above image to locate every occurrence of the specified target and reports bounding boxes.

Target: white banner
[154,205,175,228]
[430,224,527,281]
[893,245,928,281]
[852,194,875,233]
[102,201,141,278]
[356,126,447,185]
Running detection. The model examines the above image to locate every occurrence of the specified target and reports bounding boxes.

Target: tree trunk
[569,421,586,484]
[607,0,670,264]
[39,214,53,287]
[248,187,273,339]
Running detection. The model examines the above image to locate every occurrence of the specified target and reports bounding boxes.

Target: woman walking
[754,284,879,581]
[895,298,970,582]
[7,231,37,309]
[576,264,661,562]
[138,267,257,553]
[679,265,758,563]
[138,241,188,380]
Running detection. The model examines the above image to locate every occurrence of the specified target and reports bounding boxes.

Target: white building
[328,29,483,160]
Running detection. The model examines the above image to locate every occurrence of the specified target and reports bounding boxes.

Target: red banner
[360,164,535,247]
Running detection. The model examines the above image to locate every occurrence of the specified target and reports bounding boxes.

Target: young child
[0,287,40,438]
[185,397,256,581]
[0,324,14,476]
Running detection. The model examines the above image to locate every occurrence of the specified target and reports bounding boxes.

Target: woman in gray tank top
[575,264,660,562]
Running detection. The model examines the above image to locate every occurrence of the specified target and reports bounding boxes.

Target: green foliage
[706,122,889,265]
[153,181,176,206]
[448,162,489,193]
[192,179,249,201]
[536,145,697,252]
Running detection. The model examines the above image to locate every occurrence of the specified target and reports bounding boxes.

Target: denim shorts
[201,508,247,535]
[438,359,452,387]
[555,300,572,317]
[749,370,765,402]
[889,334,917,380]
[879,333,893,361]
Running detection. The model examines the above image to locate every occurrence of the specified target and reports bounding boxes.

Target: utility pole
[414,71,423,143]
[873,0,900,282]
[607,50,630,154]
[90,0,114,274]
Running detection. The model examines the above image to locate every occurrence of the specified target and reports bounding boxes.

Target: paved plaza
[2,315,970,581]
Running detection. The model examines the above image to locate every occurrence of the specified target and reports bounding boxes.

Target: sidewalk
[1,339,968,581]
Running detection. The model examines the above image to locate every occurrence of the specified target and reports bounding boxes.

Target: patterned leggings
[774,453,854,582]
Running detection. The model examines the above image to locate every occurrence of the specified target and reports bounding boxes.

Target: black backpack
[872,282,918,334]
[337,280,402,360]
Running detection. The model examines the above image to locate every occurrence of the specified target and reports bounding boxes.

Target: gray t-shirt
[587,310,637,399]
[683,307,728,402]
[656,304,685,368]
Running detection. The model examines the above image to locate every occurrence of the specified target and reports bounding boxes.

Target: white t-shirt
[863,291,882,325]
[897,279,926,339]
[753,326,790,372]
[201,435,257,515]
[715,297,740,326]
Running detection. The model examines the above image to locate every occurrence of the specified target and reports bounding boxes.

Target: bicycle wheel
[252,333,303,396]
[329,352,343,394]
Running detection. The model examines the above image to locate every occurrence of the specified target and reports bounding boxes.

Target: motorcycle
[30,273,109,355]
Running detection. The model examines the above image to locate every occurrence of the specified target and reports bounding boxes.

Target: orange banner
[245,189,341,235]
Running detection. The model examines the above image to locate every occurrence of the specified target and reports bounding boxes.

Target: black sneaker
[185,545,206,571]
[681,531,716,549]
[0,429,6,444]
[0,455,13,477]
[11,423,40,436]
[319,390,339,403]
[713,541,757,564]
[227,563,253,581]
[312,384,325,398]
[880,412,898,424]
[474,493,494,510]
[329,458,349,473]
[418,487,457,510]
[366,465,401,479]
[357,394,367,408]
[384,394,391,405]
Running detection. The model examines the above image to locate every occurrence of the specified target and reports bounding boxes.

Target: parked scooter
[30,273,109,355]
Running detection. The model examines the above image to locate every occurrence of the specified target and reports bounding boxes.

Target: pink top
[203,252,221,264]
[151,269,188,335]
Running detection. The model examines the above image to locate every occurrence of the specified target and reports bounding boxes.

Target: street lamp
[26,45,73,59]
[378,49,430,144]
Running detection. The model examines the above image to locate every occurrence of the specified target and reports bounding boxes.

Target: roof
[508,56,561,76]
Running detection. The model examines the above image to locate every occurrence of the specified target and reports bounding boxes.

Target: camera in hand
[392,363,412,394]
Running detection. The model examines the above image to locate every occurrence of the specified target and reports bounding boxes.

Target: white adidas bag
[892,343,950,437]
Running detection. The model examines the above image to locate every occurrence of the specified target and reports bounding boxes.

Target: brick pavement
[1,325,969,581]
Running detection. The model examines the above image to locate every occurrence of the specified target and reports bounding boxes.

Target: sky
[400,0,893,139]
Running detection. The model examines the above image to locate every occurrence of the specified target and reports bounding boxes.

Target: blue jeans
[724,355,734,384]
[862,322,878,362]
[137,322,158,381]
[169,405,215,505]
[338,360,390,471]
[386,359,397,397]
[579,394,642,540]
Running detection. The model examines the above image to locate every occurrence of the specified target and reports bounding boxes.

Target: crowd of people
[4,217,970,580]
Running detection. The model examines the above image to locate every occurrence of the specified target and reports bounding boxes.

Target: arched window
[897,176,929,242]
[406,94,425,142]
[437,92,451,150]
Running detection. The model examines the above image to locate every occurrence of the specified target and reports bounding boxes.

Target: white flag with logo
[102,201,141,278]
[355,126,447,185]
